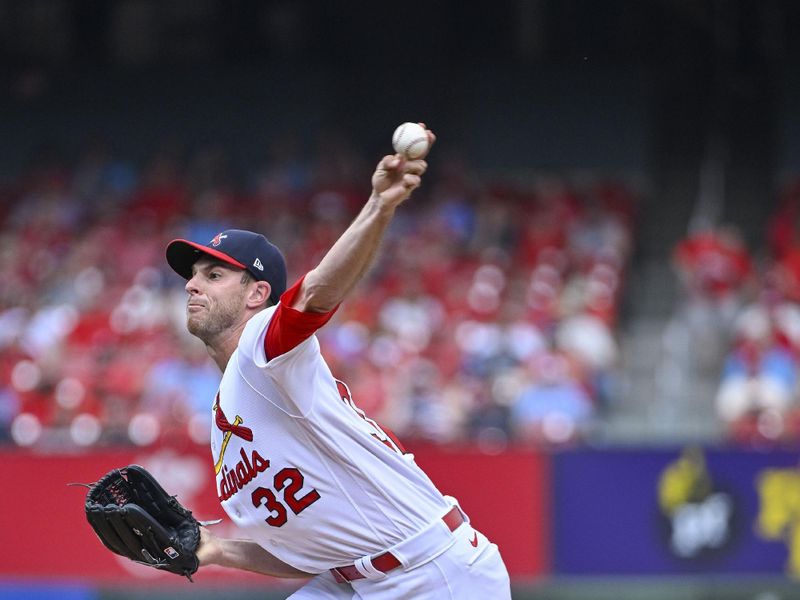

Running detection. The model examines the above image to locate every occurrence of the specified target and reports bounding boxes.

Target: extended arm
[291,128,434,313]
[197,527,313,578]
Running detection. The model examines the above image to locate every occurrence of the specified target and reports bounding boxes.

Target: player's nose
[185,274,201,295]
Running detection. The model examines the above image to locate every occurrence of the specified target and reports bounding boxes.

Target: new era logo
[253,258,264,271]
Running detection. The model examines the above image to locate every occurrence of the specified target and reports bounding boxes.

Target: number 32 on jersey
[248,379,403,528]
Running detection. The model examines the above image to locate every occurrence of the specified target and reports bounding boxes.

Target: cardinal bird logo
[213,393,253,475]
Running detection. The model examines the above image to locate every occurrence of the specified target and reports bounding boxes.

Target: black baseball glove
[82,464,203,581]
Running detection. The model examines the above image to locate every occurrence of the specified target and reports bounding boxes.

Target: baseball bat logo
[212,393,253,475]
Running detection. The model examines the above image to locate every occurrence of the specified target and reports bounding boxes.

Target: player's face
[185,258,249,342]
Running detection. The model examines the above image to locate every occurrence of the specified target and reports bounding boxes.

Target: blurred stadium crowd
[0,136,638,450]
[674,181,800,446]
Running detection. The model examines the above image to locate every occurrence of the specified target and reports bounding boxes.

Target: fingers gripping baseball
[372,155,428,207]
[372,124,434,208]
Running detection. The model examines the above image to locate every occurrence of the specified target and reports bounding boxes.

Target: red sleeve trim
[264,275,339,361]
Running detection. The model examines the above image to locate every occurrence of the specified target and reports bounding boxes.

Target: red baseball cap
[166,229,287,305]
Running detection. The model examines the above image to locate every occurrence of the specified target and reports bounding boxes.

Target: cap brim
[166,239,247,279]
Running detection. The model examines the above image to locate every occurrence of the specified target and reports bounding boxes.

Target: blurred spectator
[510,351,594,446]
[673,223,754,309]
[555,311,619,406]
[768,246,800,304]
[767,179,800,260]
[716,303,799,444]
[673,223,755,371]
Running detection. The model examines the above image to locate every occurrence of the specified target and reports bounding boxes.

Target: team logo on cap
[211,233,228,247]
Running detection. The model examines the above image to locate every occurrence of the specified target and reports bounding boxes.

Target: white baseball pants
[286,523,511,600]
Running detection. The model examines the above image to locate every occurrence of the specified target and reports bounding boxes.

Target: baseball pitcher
[88,125,512,599]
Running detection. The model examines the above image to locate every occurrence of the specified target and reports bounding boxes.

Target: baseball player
[165,127,511,599]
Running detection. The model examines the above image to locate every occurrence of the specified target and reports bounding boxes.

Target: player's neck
[204,322,247,371]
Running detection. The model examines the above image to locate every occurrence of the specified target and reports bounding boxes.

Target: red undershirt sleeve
[264,274,340,361]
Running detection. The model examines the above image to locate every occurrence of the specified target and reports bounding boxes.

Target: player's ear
[246,281,271,309]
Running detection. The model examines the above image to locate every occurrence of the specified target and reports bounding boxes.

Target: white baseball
[392,122,430,159]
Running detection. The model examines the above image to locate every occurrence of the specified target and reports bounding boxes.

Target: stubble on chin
[186,311,226,343]
[186,290,245,343]
[186,315,207,341]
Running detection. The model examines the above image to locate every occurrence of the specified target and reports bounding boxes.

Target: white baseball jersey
[210,303,453,574]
